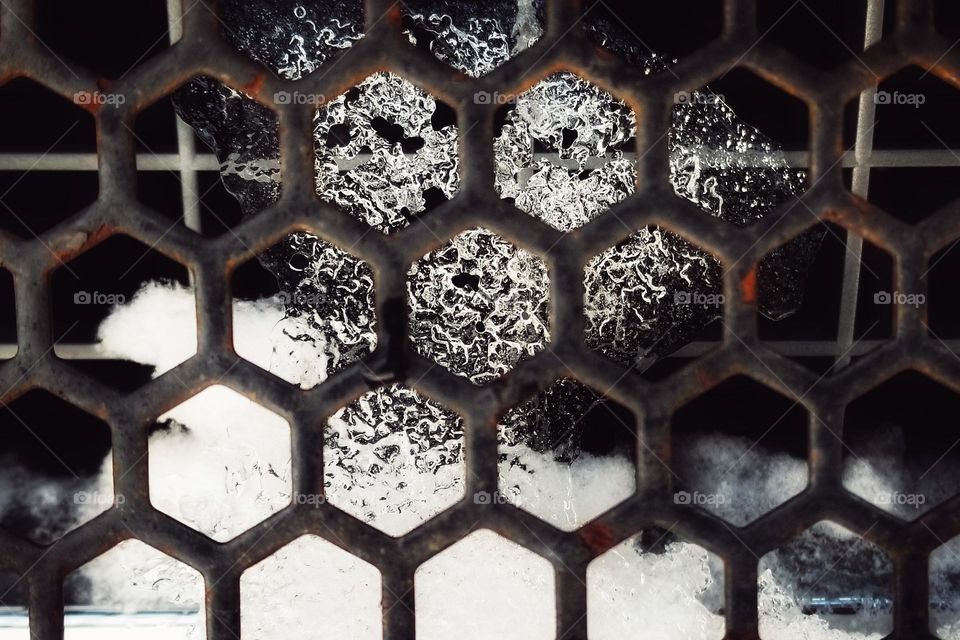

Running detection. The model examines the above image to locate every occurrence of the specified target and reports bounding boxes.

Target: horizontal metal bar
[0,148,959,173]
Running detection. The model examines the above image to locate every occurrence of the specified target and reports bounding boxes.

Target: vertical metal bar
[834,0,884,369]
[166,0,203,235]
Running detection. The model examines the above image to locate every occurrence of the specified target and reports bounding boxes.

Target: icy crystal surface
[407,228,550,383]
[402,0,543,77]
[243,233,377,388]
[313,72,459,234]
[166,0,826,532]
[324,384,465,536]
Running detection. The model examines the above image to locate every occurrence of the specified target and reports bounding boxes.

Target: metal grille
[0,0,958,638]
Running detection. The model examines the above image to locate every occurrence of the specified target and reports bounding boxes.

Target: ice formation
[1,2,948,639]
[28,282,954,640]
[407,228,550,383]
[324,384,465,536]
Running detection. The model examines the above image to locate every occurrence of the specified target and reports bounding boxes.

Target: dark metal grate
[0,0,958,638]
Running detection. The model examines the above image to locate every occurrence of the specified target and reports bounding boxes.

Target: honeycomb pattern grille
[0,0,957,637]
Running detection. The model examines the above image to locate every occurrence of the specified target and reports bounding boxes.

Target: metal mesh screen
[0,0,958,637]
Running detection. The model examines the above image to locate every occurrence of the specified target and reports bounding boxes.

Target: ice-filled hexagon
[408,228,550,383]
[314,72,459,233]
[64,539,205,640]
[241,534,381,639]
[587,529,725,639]
[415,529,554,640]
[324,384,464,536]
[149,385,292,542]
[402,0,543,77]
[233,232,377,389]
[584,227,722,366]
[495,71,636,230]
[498,378,635,530]
[758,521,893,638]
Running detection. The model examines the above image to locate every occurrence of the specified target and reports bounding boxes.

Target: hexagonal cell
[587,528,724,639]
[930,533,960,639]
[241,534,381,639]
[64,539,205,639]
[324,384,464,536]
[494,72,636,230]
[51,234,196,390]
[37,0,170,78]
[497,378,636,531]
[408,228,549,383]
[758,521,893,638]
[843,66,960,224]
[584,226,724,377]
[171,75,281,231]
[402,0,544,77]
[671,376,808,526]
[673,69,808,205]
[232,232,377,389]
[757,0,883,70]
[0,78,97,238]
[843,371,960,520]
[314,72,459,234]
[759,224,894,374]
[582,2,723,70]
[218,0,364,81]
[0,390,113,545]
[415,529,554,640]
[149,385,292,542]
[135,80,253,236]
[0,269,15,359]
[928,241,960,339]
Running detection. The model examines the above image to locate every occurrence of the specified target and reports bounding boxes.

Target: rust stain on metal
[740,268,757,304]
[580,521,614,552]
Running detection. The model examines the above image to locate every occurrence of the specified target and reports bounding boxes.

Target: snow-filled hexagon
[324,384,464,536]
[415,529,554,640]
[149,385,292,542]
[232,232,377,389]
[0,390,113,545]
[587,529,725,639]
[671,375,809,526]
[314,72,459,233]
[408,228,550,384]
[758,521,893,638]
[498,378,636,530]
[495,71,636,231]
[843,371,960,520]
[241,534,381,639]
[64,539,205,639]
